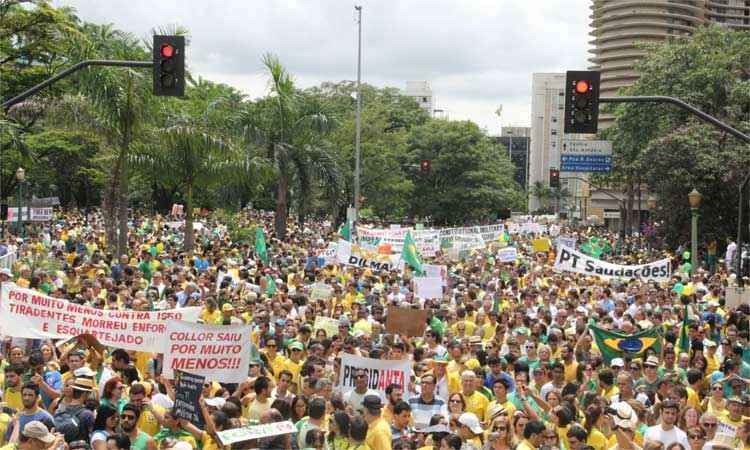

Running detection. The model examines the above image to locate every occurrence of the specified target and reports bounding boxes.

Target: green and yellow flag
[589,324,663,363]
[255,228,269,265]
[401,231,424,275]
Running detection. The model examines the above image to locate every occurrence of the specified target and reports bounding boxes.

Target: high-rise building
[495,127,531,191]
[404,81,435,117]
[589,0,750,126]
[528,74,565,212]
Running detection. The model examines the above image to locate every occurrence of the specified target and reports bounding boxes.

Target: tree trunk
[275,173,289,240]
[185,183,194,252]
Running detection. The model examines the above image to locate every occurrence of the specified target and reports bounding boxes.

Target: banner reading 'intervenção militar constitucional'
[554,245,671,282]
[0,284,200,351]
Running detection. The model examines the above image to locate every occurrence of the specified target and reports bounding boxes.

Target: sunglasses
[702,422,717,428]
[688,434,704,440]
[449,399,462,404]
[493,426,508,432]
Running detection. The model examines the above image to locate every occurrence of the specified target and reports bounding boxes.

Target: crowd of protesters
[0,209,747,450]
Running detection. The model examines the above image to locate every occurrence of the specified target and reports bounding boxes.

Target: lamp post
[15,168,25,238]
[647,196,657,251]
[688,189,702,273]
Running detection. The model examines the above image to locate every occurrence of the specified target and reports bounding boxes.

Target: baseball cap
[288,341,304,351]
[22,421,55,444]
[363,395,383,411]
[458,412,484,435]
[611,358,624,368]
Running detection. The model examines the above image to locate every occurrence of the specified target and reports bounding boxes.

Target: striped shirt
[408,395,448,430]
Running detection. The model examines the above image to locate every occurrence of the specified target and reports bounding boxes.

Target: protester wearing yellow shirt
[130,383,165,436]
[363,395,392,450]
[461,371,489,420]
[199,300,222,324]
[284,341,306,393]
[263,337,286,379]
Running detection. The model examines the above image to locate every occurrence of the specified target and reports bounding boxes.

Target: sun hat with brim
[610,401,637,430]
[221,303,234,312]
[432,354,450,364]
[458,412,484,435]
[72,377,95,392]
[22,421,55,444]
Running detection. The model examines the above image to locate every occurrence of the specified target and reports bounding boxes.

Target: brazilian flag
[589,324,664,363]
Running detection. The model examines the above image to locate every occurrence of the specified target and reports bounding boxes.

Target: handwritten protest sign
[0,285,200,352]
[173,370,205,428]
[162,320,251,383]
[496,247,518,263]
[385,307,429,337]
[337,354,412,399]
[310,283,334,301]
[313,316,340,338]
[532,238,551,253]
[217,421,296,446]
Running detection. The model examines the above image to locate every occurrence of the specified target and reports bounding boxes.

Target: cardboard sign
[217,421,296,446]
[162,320,252,383]
[385,307,429,337]
[554,245,671,282]
[173,370,205,428]
[422,264,448,286]
[0,285,201,352]
[726,287,750,311]
[337,353,412,399]
[313,316,340,338]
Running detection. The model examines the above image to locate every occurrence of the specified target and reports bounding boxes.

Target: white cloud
[57,0,591,133]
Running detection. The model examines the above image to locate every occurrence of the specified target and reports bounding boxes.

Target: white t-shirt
[644,424,690,449]
[344,388,381,415]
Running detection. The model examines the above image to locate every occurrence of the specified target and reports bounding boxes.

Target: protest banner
[385,307,429,337]
[173,370,205,428]
[310,282,334,301]
[7,207,53,222]
[557,236,577,250]
[336,240,403,272]
[554,245,671,282]
[337,353,412,398]
[496,247,518,263]
[162,320,252,383]
[313,316,340,338]
[356,227,440,256]
[0,285,200,352]
[217,421,296,446]
[414,277,443,299]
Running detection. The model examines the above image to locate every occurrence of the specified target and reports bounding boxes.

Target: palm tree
[532,181,551,212]
[131,122,268,251]
[235,54,339,239]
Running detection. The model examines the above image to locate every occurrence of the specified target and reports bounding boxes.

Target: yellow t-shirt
[199,309,222,325]
[2,388,22,411]
[464,391,489,421]
[0,413,11,445]
[563,360,579,383]
[283,358,304,390]
[201,431,219,450]
[365,417,392,450]
[265,353,287,380]
[587,427,608,450]
[138,404,166,436]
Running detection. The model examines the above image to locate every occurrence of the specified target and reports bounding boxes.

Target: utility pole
[353,5,363,224]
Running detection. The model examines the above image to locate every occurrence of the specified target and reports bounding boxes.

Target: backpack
[53,405,88,443]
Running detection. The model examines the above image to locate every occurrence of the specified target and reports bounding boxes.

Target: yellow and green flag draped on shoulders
[589,324,664,363]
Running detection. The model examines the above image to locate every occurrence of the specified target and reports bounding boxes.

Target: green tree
[404,120,524,225]
[236,54,339,239]
[603,26,750,247]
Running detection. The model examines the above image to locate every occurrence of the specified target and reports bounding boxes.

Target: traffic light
[564,70,600,134]
[153,35,185,97]
[420,159,431,174]
[549,168,560,188]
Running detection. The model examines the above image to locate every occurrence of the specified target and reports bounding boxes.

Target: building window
[422,97,428,102]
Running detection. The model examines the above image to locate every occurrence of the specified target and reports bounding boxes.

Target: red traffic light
[160,44,175,58]
[575,80,590,94]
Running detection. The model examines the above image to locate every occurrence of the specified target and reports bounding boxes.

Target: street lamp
[688,188,702,273]
[15,168,26,238]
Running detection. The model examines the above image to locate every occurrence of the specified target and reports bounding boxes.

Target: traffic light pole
[600,95,750,279]
[1,59,153,111]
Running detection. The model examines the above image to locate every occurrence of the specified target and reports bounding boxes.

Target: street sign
[560,140,612,173]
